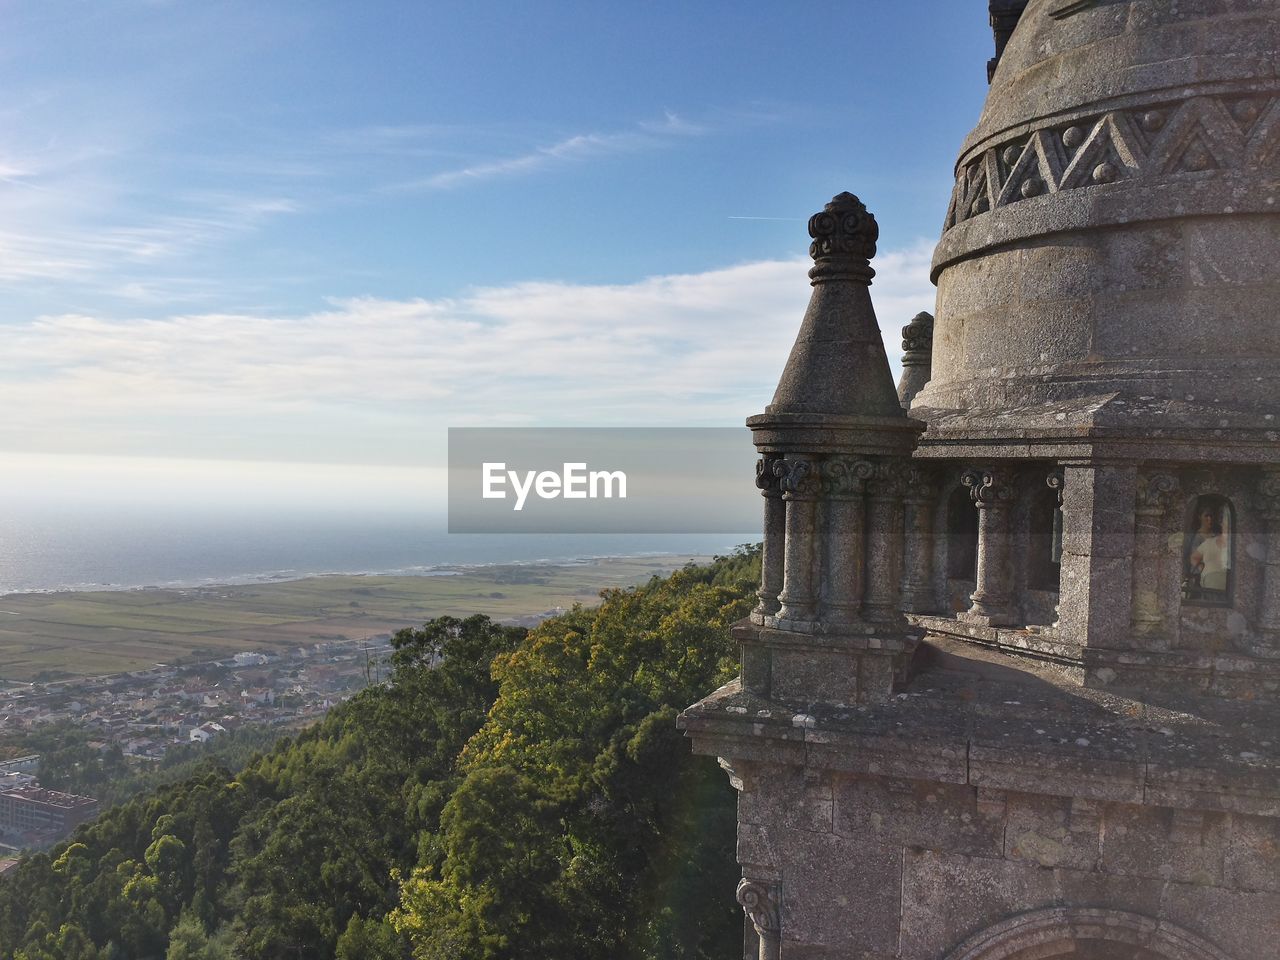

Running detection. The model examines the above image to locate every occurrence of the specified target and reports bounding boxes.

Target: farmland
[0,555,708,683]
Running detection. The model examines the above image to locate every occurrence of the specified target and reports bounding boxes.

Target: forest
[0,547,759,960]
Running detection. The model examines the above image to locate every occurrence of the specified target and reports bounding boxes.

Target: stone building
[680,2,1280,958]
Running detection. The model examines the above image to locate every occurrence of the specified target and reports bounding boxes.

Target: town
[0,632,399,854]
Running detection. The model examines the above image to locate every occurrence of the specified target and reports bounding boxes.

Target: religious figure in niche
[1183,495,1233,603]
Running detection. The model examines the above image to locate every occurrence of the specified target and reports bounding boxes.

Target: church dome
[914,0,1280,430]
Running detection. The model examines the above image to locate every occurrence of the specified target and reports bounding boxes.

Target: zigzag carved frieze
[943,93,1280,231]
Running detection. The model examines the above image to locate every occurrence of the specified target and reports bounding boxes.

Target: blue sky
[0,1,993,505]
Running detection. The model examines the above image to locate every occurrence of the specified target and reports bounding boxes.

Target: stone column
[960,467,1018,626]
[1046,469,1065,626]
[1131,472,1181,644]
[901,464,938,613]
[864,460,907,623]
[1256,469,1280,636]
[820,456,874,625]
[753,456,785,623]
[775,456,821,625]
[736,878,781,960]
[1056,463,1138,656]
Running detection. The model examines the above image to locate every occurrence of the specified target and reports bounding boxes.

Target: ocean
[0,504,753,595]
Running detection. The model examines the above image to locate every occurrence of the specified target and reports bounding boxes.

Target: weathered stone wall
[737,769,1280,959]
[916,0,1280,423]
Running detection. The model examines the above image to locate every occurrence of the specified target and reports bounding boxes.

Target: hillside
[0,547,759,960]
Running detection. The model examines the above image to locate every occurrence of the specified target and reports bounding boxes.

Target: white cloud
[402,112,707,191]
[0,242,936,465]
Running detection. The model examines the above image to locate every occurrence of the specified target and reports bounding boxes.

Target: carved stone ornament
[1256,468,1280,521]
[1045,468,1065,507]
[867,459,908,500]
[820,456,876,499]
[963,467,1015,506]
[903,462,939,503]
[807,192,878,282]
[901,311,934,357]
[945,93,1280,232]
[774,457,820,499]
[755,456,783,496]
[735,878,781,936]
[1136,471,1181,516]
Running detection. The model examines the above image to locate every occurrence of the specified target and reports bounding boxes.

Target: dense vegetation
[0,548,759,960]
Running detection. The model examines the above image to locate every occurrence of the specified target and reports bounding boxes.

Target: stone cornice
[678,639,1280,818]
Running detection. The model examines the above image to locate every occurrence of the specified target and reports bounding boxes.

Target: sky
[0,1,994,507]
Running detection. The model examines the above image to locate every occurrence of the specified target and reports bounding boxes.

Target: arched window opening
[942,907,1231,960]
[946,486,978,581]
[1182,494,1234,605]
[1027,486,1062,591]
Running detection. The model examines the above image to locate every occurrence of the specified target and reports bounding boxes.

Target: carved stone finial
[897,311,935,407]
[902,312,934,358]
[807,192,878,283]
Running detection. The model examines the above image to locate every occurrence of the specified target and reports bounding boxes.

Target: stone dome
[913,0,1280,436]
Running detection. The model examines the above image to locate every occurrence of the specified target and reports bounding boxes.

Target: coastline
[0,554,723,683]
[0,550,712,598]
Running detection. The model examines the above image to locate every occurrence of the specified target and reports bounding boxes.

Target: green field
[0,556,710,683]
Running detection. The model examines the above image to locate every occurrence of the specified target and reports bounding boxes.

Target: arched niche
[943,907,1233,960]
[1182,494,1235,606]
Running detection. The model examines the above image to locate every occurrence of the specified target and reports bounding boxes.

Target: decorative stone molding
[717,757,754,793]
[820,456,875,500]
[867,458,908,501]
[775,456,820,500]
[963,468,1015,507]
[755,456,782,497]
[903,463,938,504]
[736,878,781,960]
[1137,472,1181,517]
[944,93,1280,232]
[942,907,1234,960]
